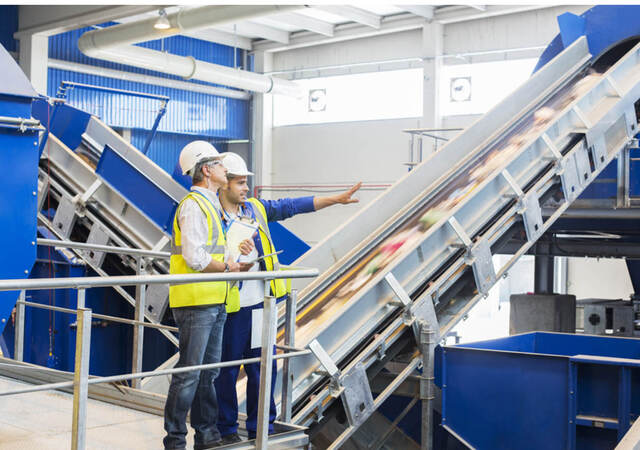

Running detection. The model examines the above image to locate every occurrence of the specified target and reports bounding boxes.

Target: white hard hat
[221,152,253,176]
[179,141,223,175]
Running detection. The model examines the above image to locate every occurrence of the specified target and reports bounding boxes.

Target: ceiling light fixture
[154,9,171,30]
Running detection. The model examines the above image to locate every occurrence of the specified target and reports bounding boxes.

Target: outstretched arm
[313,182,362,211]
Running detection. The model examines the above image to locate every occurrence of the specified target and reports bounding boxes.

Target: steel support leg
[131,257,146,389]
[72,307,92,450]
[534,253,555,294]
[281,289,296,423]
[256,281,276,448]
[14,290,25,361]
[419,320,435,450]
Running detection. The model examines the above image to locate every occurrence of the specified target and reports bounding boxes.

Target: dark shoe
[220,433,242,445]
[194,440,223,450]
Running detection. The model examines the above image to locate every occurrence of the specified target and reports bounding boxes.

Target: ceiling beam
[435,5,555,24]
[183,29,252,51]
[254,13,422,53]
[270,12,334,37]
[217,21,290,44]
[314,5,381,29]
[15,5,160,37]
[397,5,435,20]
[254,5,556,53]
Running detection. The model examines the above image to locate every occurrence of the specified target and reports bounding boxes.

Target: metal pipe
[0,115,40,126]
[57,81,169,102]
[141,100,167,155]
[48,59,251,100]
[420,322,435,450]
[37,238,170,259]
[544,207,640,219]
[77,6,305,97]
[14,291,25,362]
[71,308,91,450]
[281,289,297,423]
[0,350,313,396]
[131,258,146,389]
[77,44,303,97]
[254,183,391,197]
[0,269,318,291]
[257,283,277,447]
[534,254,554,294]
[78,5,303,50]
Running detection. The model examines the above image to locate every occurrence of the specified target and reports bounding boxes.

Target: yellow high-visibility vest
[169,191,240,312]
[246,198,289,299]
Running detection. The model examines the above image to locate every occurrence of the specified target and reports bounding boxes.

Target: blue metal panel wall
[47,24,249,139]
[0,6,17,52]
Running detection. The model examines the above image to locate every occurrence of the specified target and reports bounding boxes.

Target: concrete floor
[0,375,192,449]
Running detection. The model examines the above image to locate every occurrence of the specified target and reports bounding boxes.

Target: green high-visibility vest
[246,198,288,300]
[169,191,240,312]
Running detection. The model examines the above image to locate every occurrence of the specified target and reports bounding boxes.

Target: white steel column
[19,34,48,95]
[252,51,274,199]
[422,20,443,154]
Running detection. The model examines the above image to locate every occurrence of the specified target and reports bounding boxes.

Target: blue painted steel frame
[435,332,640,449]
[0,43,39,334]
[534,5,640,203]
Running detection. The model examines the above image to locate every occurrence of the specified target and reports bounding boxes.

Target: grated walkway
[0,376,192,449]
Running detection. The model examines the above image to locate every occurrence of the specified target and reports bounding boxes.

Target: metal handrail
[37,238,170,259]
[0,269,319,291]
[4,268,317,449]
[0,350,313,397]
[20,300,179,332]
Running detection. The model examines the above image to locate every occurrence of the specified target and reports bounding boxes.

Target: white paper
[251,307,277,349]
[226,218,258,262]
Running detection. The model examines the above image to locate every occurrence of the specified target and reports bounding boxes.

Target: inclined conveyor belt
[31,34,640,447]
[234,37,640,442]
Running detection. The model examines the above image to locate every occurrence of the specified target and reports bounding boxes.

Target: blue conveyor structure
[0,44,39,336]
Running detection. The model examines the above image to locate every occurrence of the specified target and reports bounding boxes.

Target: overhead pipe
[78,45,303,97]
[77,5,305,97]
[48,59,251,100]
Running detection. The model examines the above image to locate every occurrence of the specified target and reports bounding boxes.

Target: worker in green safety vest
[215,152,362,444]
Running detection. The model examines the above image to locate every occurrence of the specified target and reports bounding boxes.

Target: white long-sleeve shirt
[177,186,226,272]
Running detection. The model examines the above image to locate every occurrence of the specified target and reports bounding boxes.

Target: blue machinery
[1,4,640,449]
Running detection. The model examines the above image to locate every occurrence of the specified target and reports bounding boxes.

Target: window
[273,68,423,126]
[441,58,539,116]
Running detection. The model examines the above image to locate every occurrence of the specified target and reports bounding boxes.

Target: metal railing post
[280,289,297,423]
[72,306,92,450]
[14,290,25,362]
[419,320,435,450]
[77,287,86,309]
[256,280,276,448]
[131,257,146,389]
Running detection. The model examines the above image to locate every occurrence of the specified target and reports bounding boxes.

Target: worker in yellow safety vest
[214,152,362,444]
[163,141,255,450]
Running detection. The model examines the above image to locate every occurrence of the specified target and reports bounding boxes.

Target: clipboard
[246,250,283,265]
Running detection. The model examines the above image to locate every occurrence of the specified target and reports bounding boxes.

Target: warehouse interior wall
[270,5,588,245]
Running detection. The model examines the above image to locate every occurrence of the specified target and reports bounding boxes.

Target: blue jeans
[163,304,227,450]
[215,303,277,439]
